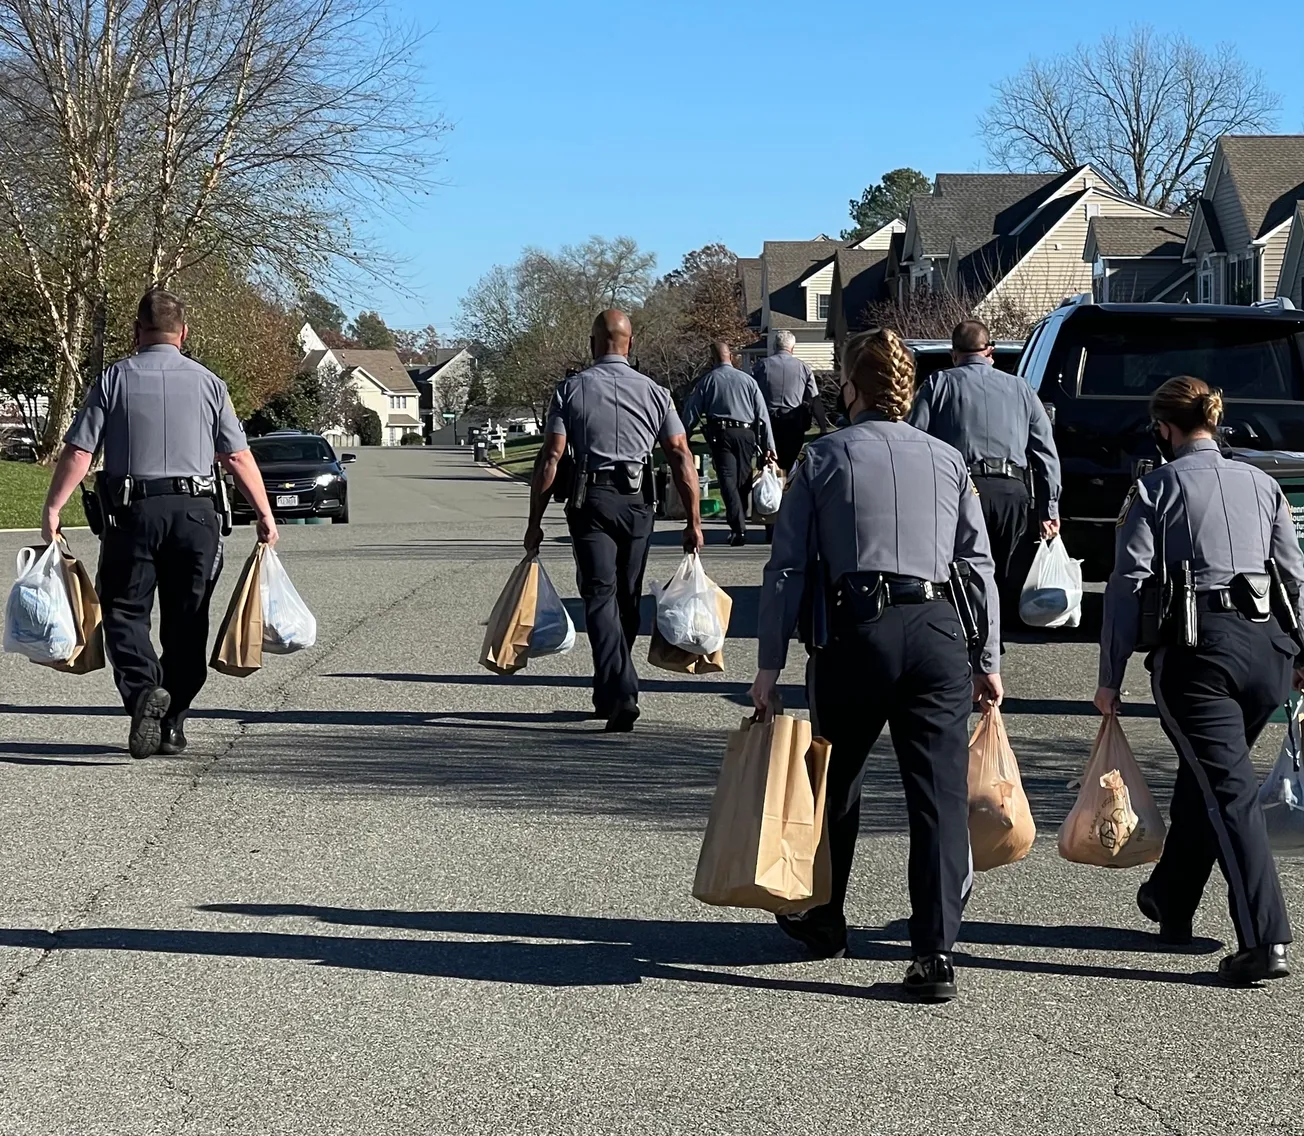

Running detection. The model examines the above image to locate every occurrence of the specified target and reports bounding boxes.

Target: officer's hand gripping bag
[752,463,784,518]
[529,561,575,658]
[1259,698,1304,854]
[648,583,732,675]
[259,548,317,654]
[211,543,266,677]
[1058,714,1166,868]
[480,555,541,675]
[3,542,78,664]
[1019,536,1083,629]
[692,712,832,913]
[32,539,104,675]
[967,704,1036,870]
[650,553,725,657]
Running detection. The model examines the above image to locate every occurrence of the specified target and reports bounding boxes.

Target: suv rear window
[1077,318,1304,400]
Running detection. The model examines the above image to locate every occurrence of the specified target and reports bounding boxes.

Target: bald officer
[682,341,776,546]
[42,289,279,759]
[752,330,832,474]
[526,311,703,732]
[908,319,1061,621]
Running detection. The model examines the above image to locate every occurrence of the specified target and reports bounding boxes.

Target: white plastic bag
[651,553,725,656]
[259,548,316,654]
[530,561,576,657]
[1260,700,1304,854]
[1019,536,1083,629]
[3,544,78,663]
[752,464,783,517]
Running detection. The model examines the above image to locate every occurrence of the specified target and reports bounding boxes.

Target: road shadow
[0,740,127,766]
[0,907,1217,994]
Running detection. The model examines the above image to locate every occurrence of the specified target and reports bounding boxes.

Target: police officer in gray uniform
[1097,376,1303,986]
[752,330,831,475]
[908,320,1061,620]
[752,328,1001,1002]
[525,310,703,732]
[681,341,776,546]
[42,289,279,759]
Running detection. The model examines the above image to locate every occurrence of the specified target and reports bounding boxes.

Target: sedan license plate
[276,494,299,508]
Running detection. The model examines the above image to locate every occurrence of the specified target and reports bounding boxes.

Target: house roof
[386,413,422,427]
[910,171,1070,259]
[954,190,1087,295]
[738,257,763,328]
[830,248,890,336]
[1195,198,1226,255]
[333,348,418,393]
[1087,216,1190,260]
[1219,135,1304,239]
[762,240,850,326]
[299,348,331,374]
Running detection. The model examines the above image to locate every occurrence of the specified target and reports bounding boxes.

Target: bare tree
[0,0,446,455]
[980,27,1279,210]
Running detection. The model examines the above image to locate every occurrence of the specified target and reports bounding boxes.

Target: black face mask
[1151,421,1176,462]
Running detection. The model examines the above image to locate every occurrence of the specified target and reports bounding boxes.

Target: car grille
[263,476,319,493]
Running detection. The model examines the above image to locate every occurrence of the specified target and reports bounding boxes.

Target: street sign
[442,411,455,422]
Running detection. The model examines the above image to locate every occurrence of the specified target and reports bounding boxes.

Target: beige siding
[1264,221,1292,297]
[1212,170,1251,252]
[990,195,1160,318]
[801,263,836,321]
[856,219,905,251]
[790,332,835,372]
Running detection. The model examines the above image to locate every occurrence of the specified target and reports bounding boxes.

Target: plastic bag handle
[15,547,36,576]
[1288,697,1303,773]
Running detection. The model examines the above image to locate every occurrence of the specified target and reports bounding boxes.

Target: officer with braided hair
[752,327,1001,1002]
[908,319,1061,627]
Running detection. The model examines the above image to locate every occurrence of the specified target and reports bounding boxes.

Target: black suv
[1017,296,1304,574]
[908,339,1024,386]
[232,430,356,524]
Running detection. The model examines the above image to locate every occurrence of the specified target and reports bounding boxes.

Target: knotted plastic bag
[1058,714,1166,868]
[1019,536,1083,629]
[651,553,725,656]
[3,543,77,663]
[752,464,783,517]
[1260,699,1304,854]
[259,548,316,654]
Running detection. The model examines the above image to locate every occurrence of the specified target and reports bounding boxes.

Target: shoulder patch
[1116,484,1138,528]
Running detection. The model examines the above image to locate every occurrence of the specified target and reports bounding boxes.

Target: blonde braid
[843,327,916,422]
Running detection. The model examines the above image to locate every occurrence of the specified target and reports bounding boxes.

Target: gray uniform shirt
[758,413,1000,674]
[1099,438,1304,688]
[545,354,685,468]
[907,355,1062,521]
[680,365,774,453]
[753,352,818,413]
[65,344,247,479]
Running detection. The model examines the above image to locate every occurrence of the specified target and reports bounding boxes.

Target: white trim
[983,200,1113,302]
[1253,216,1295,245]
[1009,184,1169,238]
[1096,254,1184,262]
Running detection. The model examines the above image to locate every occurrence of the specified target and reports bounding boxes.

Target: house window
[1231,255,1256,305]
[1085,202,1101,219]
[1092,257,1108,303]
[817,293,830,320]
[1198,257,1213,304]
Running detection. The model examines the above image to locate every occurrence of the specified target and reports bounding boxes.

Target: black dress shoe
[1218,944,1290,986]
[903,953,958,1001]
[729,533,746,547]
[1137,881,1193,945]
[158,725,188,756]
[775,910,848,959]
[604,702,640,733]
[128,688,171,759]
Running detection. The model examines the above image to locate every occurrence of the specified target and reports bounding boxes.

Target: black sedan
[231,431,355,524]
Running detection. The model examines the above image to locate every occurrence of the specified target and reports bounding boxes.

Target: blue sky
[345,0,1304,335]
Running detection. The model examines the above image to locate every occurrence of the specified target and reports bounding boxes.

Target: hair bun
[1202,388,1224,428]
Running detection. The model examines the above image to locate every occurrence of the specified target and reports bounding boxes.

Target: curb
[0,525,91,535]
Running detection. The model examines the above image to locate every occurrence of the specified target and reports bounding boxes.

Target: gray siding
[1212,169,1251,252]
[1105,260,1188,302]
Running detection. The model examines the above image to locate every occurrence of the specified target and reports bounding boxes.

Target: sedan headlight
[315,473,338,487]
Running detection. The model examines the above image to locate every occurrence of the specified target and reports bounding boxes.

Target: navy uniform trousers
[1149,612,1294,950]
[810,601,973,955]
[99,495,222,725]
[566,485,654,715]
[707,424,755,538]
[973,474,1029,622]
[770,407,809,474]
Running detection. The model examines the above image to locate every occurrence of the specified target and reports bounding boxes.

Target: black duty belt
[708,418,751,431]
[126,476,217,501]
[969,459,1024,480]
[836,574,950,607]
[586,469,640,490]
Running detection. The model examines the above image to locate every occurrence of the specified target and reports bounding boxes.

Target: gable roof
[1085,216,1190,261]
[953,190,1087,294]
[1219,135,1304,239]
[299,348,331,374]
[737,256,763,329]
[909,171,1071,259]
[828,248,890,337]
[762,240,852,325]
[333,347,418,394]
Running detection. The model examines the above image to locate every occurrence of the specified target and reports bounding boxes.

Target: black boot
[158,723,188,756]
[1137,880,1193,946]
[775,908,848,959]
[128,688,171,760]
[604,701,640,733]
[1218,944,1290,986]
[902,953,958,1001]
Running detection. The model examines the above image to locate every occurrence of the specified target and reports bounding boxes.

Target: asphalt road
[1,446,1301,1136]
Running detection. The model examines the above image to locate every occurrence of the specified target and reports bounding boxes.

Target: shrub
[400,432,424,446]
[350,406,382,446]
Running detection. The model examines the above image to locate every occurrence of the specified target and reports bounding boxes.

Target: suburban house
[1083,216,1193,302]
[299,324,422,446]
[825,241,898,353]
[407,346,477,440]
[736,256,765,371]
[1181,135,1304,305]
[889,167,1169,320]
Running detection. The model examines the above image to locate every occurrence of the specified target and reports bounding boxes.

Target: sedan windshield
[250,437,334,463]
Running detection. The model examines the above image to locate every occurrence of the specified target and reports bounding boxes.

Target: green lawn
[0,460,87,531]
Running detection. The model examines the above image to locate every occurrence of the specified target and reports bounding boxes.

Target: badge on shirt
[1116,484,1138,528]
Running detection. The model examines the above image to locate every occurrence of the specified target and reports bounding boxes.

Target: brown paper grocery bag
[1058,714,1166,868]
[32,541,104,675]
[967,705,1035,871]
[210,544,266,677]
[647,584,732,675]
[693,714,832,912]
[480,556,541,675]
